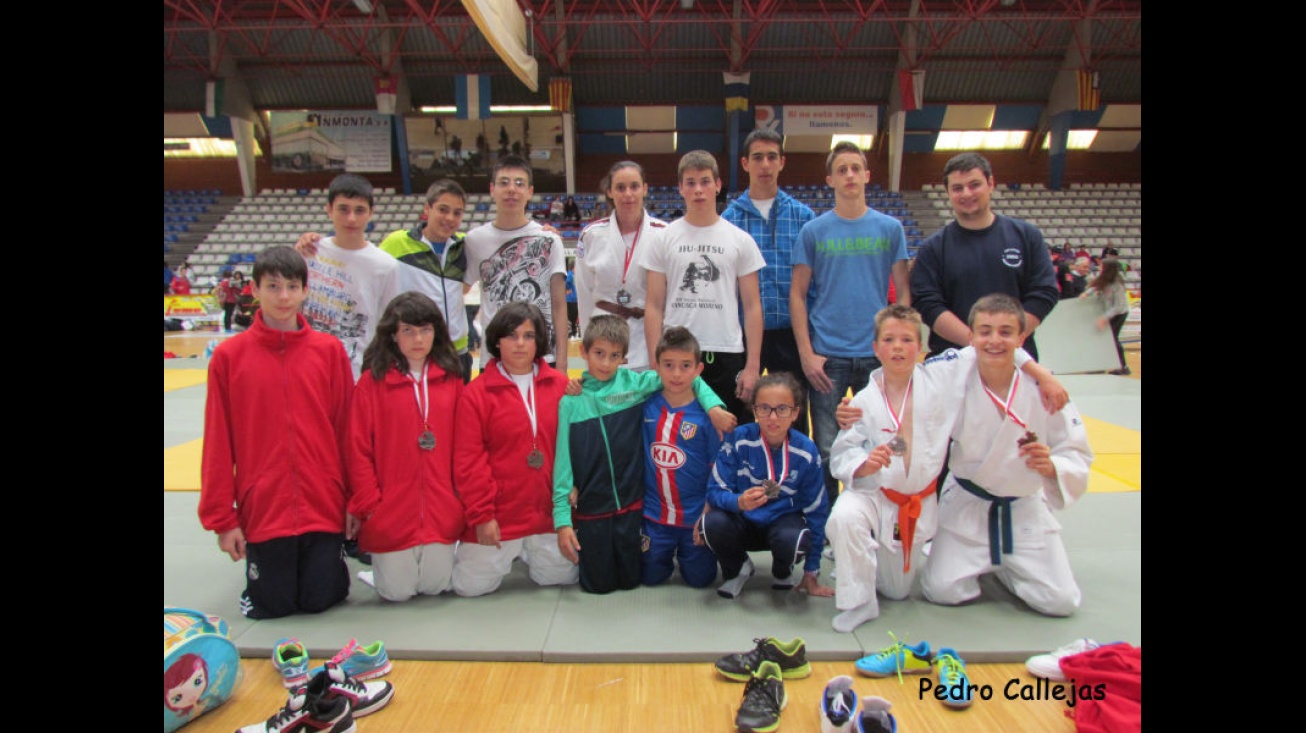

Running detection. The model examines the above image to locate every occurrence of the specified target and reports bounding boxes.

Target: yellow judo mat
[166,369,1141,494]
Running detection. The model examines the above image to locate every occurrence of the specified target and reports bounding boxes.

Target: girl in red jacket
[347,292,466,602]
[452,302,579,596]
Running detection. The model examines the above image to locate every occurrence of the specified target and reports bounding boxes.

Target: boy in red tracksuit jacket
[199,246,354,620]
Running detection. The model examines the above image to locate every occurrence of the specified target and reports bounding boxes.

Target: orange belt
[879,480,937,573]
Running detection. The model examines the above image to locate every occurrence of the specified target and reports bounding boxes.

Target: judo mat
[164,358,1141,663]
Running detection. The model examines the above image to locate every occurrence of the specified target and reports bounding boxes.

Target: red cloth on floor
[1058,643,1141,733]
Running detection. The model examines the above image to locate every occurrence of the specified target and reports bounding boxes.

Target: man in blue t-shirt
[791,142,910,502]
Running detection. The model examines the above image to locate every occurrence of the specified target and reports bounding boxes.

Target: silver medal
[887,435,907,456]
[418,430,436,451]
[526,448,545,469]
[762,480,781,499]
[616,289,631,305]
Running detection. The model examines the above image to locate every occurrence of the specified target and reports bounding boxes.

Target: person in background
[1081,263,1131,376]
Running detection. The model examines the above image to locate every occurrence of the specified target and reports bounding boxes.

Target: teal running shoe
[271,637,309,689]
[935,647,973,710]
[854,632,934,681]
[309,638,392,681]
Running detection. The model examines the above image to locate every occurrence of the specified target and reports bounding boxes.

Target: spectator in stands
[1056,257,1090,300]
[550,196,566,222]
[164,261,176,296]
[722,127,816,431]
[1057,243,1075,264]
[910,152,1059,359]
[1081,262,1131,375]
[171,262,194,295]
[563,196,581,223]
[1074,244,1092,262]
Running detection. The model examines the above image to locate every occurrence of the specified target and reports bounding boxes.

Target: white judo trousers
[919,368,1092,617]
[451,533,579,597]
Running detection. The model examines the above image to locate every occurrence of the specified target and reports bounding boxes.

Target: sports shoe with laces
[272,637,310,689]
[718,557,756,599]
[935,648,973,710]
[308,639,392,681]
[1025,638,1102,682]
[853,696,897,733]
[854,632,934,680]
[306,661,394,718]
[819,675,860,733]
[735,660,787,733]
[715,636,812,681]
[236,686,356,733]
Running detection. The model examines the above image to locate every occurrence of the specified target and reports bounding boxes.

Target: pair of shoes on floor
[855,632,973,709]
[1025,638,1106,682]
[820,676,897,733]
[273,638,392,689]
[238,661,394,732]
[715,637,812,682]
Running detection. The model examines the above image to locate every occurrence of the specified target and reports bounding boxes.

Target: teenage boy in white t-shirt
[641,150,766,422]
[300,173,402,379]
[463,155,570,367]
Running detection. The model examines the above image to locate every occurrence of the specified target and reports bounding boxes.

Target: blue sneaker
[819,675,860,733]
[309,638,392,681]
[935,648,973,710]
[271,637,309,689]
[854,696,898,733]
[854,632,934,681]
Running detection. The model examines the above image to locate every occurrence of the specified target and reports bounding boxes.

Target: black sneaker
[236,686,355,733]
[306,661,395,718]
[735,660,787,733]
[343,538,372,565]
[715,637,812,682]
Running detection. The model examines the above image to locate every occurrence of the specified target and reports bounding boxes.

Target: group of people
[199,144,1100,632]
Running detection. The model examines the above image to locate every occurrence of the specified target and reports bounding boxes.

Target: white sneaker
[717,557,755,599]
[357,570,376,588]
[819,675,860,733]
[1025,638,1101,681]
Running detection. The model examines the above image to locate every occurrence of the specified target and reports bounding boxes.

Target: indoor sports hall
[164,3,1140,731]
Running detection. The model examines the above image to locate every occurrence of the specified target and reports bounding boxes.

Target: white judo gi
[919,368,1092,617]
[827,347,1029,619]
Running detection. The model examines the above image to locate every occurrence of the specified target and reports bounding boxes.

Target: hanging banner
[780,105,878,135]
[269,111,393,173]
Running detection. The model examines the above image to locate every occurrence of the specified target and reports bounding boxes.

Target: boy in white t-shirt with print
[641,150,766,422]
[300,173,403,379]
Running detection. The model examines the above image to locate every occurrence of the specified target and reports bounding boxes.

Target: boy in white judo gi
[827,304,1066,632]
[918,293,1092,616]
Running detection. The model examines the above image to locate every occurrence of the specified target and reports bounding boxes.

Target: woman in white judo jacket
[573,161,667,370]
[827,305,1065,633]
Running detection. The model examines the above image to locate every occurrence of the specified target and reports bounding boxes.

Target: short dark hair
[485,302,552,361]
[582,314,629,354]
[942,152,993,183]
[655,326,702,364]
[493,155,533,186]
[742,128,784,157]
[425,179,466,206]
[677,150,720,182]
[968,293,1026,332]
[753,371,804,409]
[327,173,375,208]
[362,292,461,381]
[825,141,867,176]
[252,245,308,286]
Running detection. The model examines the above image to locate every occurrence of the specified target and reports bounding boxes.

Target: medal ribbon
[408,361,430,432]
[764,435,790,487]
[982,371,1027,429]
[877,372,913,437]
[618,214,643,288]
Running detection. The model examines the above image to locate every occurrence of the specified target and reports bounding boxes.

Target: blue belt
[955,477,1015,566]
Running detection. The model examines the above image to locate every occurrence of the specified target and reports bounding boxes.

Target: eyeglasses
[494,177,530,189]
[754,404,796,418]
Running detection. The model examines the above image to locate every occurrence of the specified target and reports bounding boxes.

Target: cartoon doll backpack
[164,606,243,732]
